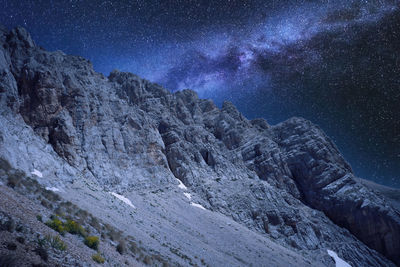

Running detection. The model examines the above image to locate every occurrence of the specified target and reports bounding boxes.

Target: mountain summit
[0,26,399,266]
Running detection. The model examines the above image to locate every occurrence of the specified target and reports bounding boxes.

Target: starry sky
[1,0,399,187]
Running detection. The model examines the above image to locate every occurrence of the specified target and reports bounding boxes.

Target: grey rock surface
[0,26,399,266]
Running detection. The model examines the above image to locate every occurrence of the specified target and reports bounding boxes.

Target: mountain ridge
[0,26,399,266]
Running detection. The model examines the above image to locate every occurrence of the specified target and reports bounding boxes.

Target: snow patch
[327,250,351,267]
[183,192,192,200]
[45,187,61,192]
[361,199,370,208]
[110,192,136,209]
[31,169,43,178]
[176,179,187,190]
[190,202,206,210]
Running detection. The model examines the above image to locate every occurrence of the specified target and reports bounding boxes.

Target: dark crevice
[157,123,181,183]
[200,149,215,167]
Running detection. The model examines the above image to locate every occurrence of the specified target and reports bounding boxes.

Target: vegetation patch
[45,235,67,251]
[0,158,170,266]
[64,219,86,236]
[85,235,100,250]
[36,234,67,253]
[92,253,105,264]
[45,216,66,235]
[45,216,86,238]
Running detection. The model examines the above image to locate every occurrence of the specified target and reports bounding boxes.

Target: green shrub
[36,237,46,248]
[45,235,67,251]
[85,236,99,250]
[64,219,86,237]
[45,216,86,237]
[36,215,43,222]
[45,217,66,235]
[92,253,105,264]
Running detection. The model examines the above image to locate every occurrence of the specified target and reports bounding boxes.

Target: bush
[84,236,99,250]
[64,219,86,236]
[45,217,66,235]
[116,240,126,255]
[45,235,67,251]
[45,216,86,237]
[36,237,46,248]
[92,253,105,264]
[143,255,152,265]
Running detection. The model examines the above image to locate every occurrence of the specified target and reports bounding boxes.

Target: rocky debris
[0,26,399,266]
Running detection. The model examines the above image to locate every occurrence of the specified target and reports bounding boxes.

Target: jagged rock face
[274,119,400,264]
[0,27,399,266]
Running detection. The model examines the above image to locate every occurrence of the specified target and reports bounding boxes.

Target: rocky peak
[222,100,246,122]
[7,26,36,49]
[250,118,270,130]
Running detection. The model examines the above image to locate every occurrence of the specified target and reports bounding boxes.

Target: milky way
[1,0,399,187]
[156,1,396,96]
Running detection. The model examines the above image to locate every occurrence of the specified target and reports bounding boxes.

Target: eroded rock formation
[0,26,399,266]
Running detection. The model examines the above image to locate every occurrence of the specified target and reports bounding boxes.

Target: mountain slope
[0,26,399,266]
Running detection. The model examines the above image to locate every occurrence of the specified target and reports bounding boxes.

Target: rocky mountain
[0,26,399,266]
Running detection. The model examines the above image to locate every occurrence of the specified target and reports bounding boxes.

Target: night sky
[1,0,399,188]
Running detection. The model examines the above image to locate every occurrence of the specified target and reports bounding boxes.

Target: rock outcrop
[0,26,399,266]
